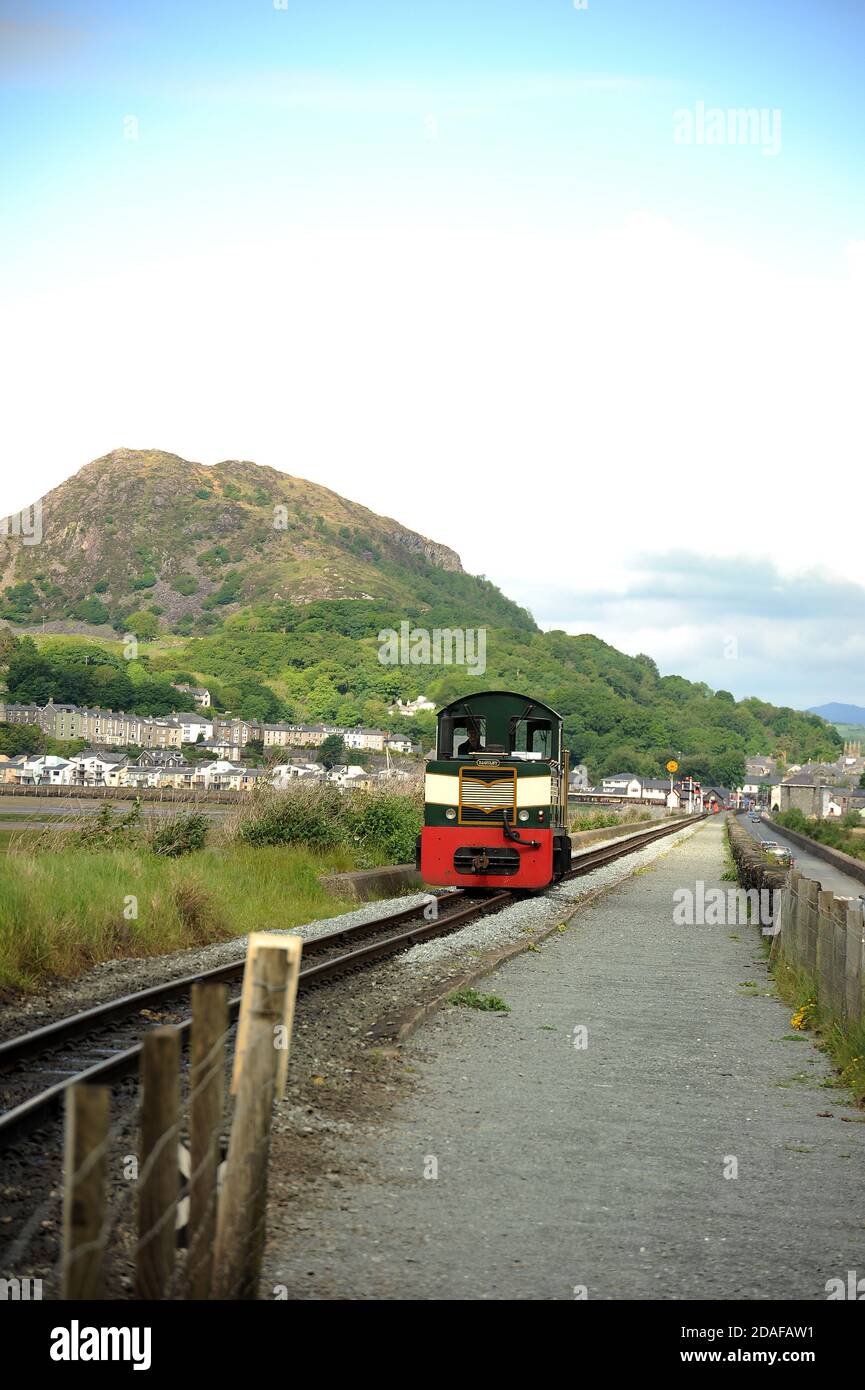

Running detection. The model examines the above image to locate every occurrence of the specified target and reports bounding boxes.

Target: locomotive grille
[458,767,517,824]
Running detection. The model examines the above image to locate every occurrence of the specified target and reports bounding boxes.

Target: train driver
[457,723,484,756]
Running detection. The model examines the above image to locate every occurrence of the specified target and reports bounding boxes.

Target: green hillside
[0,450,842,786]
[0,448,534,637]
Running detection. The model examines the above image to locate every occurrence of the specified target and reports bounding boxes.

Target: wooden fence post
[212,943,292,1300]
[816,889,835,1014]
[771,876,794,962]
[789,871,806,966]
[185,982,229,1300]
[846,902,865,1030]
[831,898,849,1023]
[61,1084,110,1300]
[135,1026,181,1300]
[798,878,819,975]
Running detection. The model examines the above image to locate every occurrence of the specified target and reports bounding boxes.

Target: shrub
[233,783,345,850]
[69,800,143,852]
[148,812,210,858]
[172,575,199,595]
[342,785,423,865]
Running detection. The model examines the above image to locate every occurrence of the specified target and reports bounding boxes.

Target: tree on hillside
[126,610,159,640]
[0,721,44,756]
[320,734,345,768]
[0,626,20,663]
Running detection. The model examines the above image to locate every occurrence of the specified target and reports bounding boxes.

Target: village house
[172,684,212,709]
[175,712,215,744]
[383,735,414,755]
[69,750,129,788]
[343,728,385,752]
[389,696,436,716]
[19,754,72,786]
[0,755,28,784]
[325,764,370,786]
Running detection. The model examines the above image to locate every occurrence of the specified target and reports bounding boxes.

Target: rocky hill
[0,449,532,634]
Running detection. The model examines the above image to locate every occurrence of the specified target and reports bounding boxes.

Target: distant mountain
[0,448,845,785]
[0,448,534,635]
[808,702,865,725]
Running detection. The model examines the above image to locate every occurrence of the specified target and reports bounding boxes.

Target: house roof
[76,749,128,764]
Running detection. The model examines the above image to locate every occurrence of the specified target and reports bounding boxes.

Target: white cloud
[0,211,862,619]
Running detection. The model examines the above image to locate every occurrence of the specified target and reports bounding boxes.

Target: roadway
[738,811,865,901]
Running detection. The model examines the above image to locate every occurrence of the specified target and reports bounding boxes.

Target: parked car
[768,847,794,866]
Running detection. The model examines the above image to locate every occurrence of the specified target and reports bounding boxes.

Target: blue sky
[2,0,864,708]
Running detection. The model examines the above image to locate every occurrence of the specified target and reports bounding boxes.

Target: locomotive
[417,690,572,890]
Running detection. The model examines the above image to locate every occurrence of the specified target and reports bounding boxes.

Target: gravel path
[266,817,865,1300]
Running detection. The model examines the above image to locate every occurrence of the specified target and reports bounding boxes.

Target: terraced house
[1,701,401,760]
[0,699,186,748]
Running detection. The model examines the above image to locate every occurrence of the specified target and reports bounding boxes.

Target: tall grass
[0,843,358,994]
[230,781,423,866]
[570,808,652,832]
[0,781,424,994]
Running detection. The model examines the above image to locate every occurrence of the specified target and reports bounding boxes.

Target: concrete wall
[727,815,865,1031]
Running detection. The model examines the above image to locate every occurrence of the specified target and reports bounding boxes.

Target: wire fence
[55,935,302,1302]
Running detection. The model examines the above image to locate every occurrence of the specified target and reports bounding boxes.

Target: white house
[600,773,643,797]
[390,696,435,716]
[193,760,244,792]
[384,735,414,755]
[20,755,72,786]
[173,684,212,709]
[175,712,215,744]
[268,762,325,788]
[326,764,370,786]
[69,751,129,788]
[343,728,385,752]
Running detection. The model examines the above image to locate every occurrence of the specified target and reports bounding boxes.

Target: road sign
[666,760,678,773]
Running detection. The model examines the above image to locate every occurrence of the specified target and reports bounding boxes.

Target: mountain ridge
[808,702,865,725]
[0,448,532,634]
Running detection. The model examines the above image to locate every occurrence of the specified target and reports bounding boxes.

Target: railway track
[0,813,704,1150]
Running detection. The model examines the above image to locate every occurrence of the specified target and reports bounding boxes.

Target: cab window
[438,716,487,758]
[510,717,552,759]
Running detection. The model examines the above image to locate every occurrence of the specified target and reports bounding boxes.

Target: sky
[1,0,863,710]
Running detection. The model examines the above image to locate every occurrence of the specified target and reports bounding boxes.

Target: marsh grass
[229,780,423,866]
[0,782,423,994]
[0,842,358,994]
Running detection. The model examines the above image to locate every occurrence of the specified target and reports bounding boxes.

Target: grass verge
[0,843,358,995]
[770,954,865,1105]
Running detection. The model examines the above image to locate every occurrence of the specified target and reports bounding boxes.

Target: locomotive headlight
[518,809,529,823]
[537,809,545,820]
[445,807,457,820]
